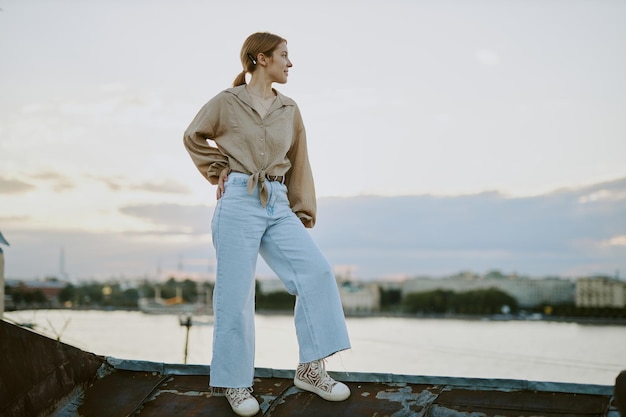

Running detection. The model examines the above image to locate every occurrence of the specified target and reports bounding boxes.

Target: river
[4,309,625,386]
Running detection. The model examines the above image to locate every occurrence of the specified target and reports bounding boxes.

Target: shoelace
[318,360,338,389]
[224,387,254,406]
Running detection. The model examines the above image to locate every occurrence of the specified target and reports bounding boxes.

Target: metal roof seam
[102,356,615,396]
[124,374,171,416]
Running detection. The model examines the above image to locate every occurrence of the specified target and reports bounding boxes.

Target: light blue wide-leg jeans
[209,173,351,388]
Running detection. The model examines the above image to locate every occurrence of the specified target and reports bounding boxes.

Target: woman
[183,32,351,416]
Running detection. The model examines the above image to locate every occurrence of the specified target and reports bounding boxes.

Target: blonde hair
[233,32,287,87]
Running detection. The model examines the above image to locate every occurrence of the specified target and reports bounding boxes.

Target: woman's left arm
[285,105,317,228]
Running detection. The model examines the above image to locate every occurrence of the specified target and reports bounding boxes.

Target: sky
[1,0,625,281]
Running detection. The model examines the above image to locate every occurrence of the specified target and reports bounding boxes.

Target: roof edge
[105,357,613,396]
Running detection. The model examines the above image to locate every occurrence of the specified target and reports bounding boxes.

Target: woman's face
[266,42,292,84]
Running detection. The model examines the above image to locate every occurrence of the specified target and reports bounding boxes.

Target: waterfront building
[338,281,381,314]
[576,276,626,308]
[257,276,382,314]
[4,278,67,308]
[401,272,575,308]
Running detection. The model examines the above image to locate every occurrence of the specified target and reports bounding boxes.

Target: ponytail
[233,70,247,87]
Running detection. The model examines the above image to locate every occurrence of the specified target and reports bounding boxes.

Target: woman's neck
[246,80,275,100]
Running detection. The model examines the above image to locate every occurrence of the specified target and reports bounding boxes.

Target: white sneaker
[224,387,260,416]
[294,359,351,401]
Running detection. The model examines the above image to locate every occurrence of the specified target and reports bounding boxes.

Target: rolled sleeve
[183,101,229,185]
[285,106,317,228]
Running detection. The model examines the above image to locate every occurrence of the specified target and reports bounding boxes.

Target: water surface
[5,310,624,386]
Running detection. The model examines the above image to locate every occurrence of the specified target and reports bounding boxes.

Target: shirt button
[261,152,265,156]
[260,138,264,141]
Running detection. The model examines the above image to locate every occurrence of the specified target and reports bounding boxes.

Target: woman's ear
[257,53,269,66]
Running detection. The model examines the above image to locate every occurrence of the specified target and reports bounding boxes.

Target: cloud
[131,180,192,195]
[601,235,626,247]
[0,177,35,194]
[0,172,74,193]
[578,188,626,204]
[119,203,212,234]
[98,177,124,191]
[29,171,74,192]
[3,177,625,280]
[1,227,214,280]
[310,177,626,277]
[92,176,192,194]
[0,215,30,223]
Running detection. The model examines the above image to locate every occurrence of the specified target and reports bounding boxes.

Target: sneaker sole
[229,400,259,417]
[293,378,351,402]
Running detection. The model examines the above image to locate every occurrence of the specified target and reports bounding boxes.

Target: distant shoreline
[6,307,626,326]
[257,309,626,326]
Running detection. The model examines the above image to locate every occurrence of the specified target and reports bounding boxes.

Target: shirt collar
[228,84,296,109]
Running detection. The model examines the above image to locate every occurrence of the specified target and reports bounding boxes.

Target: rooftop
[0,319,622,417]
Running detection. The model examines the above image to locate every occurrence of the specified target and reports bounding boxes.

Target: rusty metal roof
[0,319,622,417]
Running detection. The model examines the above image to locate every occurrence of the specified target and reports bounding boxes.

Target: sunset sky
[1,0,625,280]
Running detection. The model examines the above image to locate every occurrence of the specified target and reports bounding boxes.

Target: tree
[450,288,518,315]
[58,284,76,303]
[379,287,402,310]
[403,289,454,314]
[403,287,518,316]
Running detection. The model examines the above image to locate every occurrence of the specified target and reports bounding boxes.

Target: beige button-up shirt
[184,85,317,228]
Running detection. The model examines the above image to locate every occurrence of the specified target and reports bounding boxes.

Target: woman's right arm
[183,100,229,187]
[215,167,229,200]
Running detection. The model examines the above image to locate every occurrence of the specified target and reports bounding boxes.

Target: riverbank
[251,306,626,326]
[5,309,626,386]
[6,305,626,326]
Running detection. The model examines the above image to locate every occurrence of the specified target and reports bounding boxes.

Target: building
[338,281,381,314]
[576,276,626,308]
[5,278,67,308]
[402,272,576,308]
[256,277,287,294]
[258,277,382,314]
